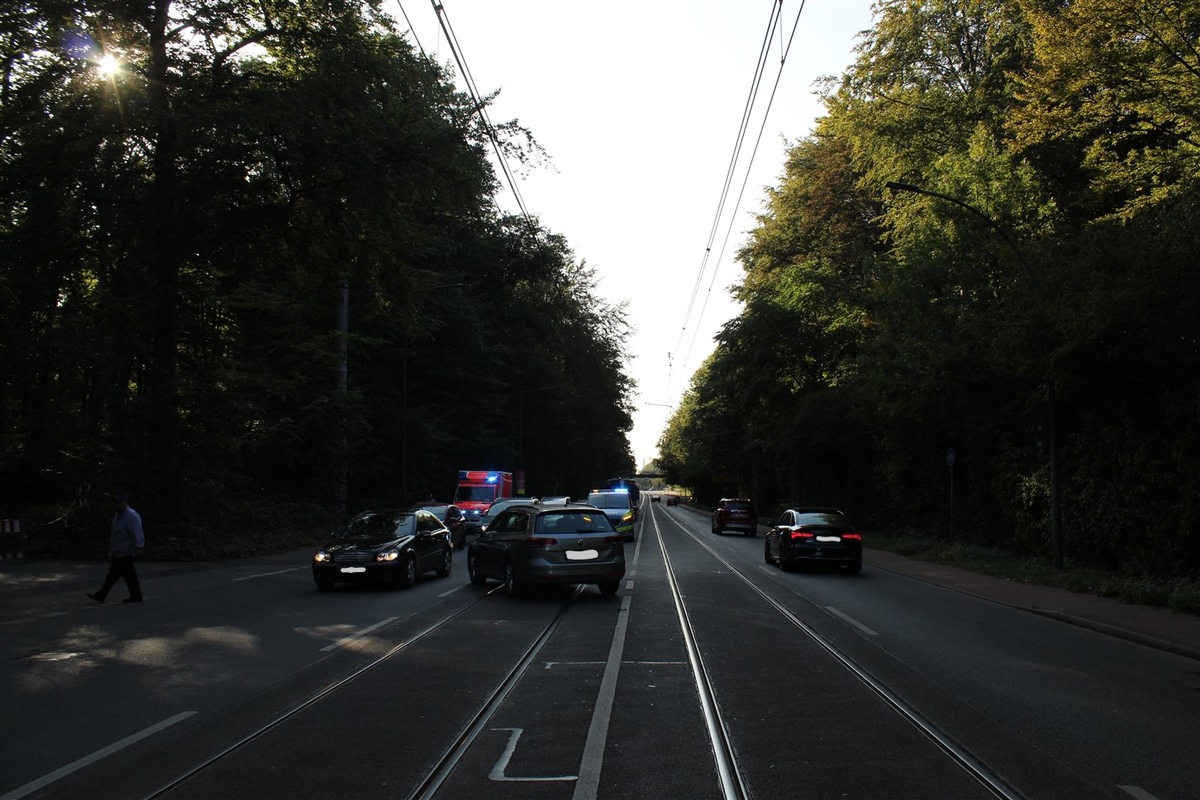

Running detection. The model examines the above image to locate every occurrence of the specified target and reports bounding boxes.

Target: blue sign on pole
[946,448,956,467]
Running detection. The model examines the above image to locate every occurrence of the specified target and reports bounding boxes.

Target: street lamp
[401,283,466,505]
[884,181,1063,568]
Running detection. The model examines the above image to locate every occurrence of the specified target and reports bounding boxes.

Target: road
[2,501,1197,800]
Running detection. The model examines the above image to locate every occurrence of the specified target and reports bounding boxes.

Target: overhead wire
[429,1,537,232]
[671,0,810,397]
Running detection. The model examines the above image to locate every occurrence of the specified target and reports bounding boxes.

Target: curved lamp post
[884,181,1062,568]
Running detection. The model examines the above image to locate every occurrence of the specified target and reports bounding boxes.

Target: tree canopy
[661,0,1199,579]
[2,0,635,544]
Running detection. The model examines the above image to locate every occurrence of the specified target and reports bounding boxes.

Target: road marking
[0,711,197,800]
[233,567,303,581]
[438,583,468,598]
[1118,787,1162,800]
[825,606,879,636]
[488,728,577,781]
[572,594,632,800]
[319,617,399,652]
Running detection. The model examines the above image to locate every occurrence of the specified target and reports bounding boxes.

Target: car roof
[785,506,845,515]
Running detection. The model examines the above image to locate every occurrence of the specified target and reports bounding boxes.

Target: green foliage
[1,0,634,541]
[661,0,1200,582]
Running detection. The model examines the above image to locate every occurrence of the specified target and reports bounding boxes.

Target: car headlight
[621,511,634,524]
[314,551,331,563]
[376,550,400,562]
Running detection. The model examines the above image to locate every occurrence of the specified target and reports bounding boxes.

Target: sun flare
[97,53,121,78]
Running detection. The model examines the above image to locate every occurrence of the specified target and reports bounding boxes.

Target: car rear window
[538,512,614,533]
[725,502,754,512]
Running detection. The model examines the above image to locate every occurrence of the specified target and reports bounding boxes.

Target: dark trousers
[96,555,142,601]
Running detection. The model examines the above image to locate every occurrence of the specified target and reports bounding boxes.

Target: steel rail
[652,511,751,800]
[670,512,1025,800]
[136,583,579,800]
[408,584,584,799]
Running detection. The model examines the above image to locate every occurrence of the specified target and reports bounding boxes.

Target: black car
[467,504,626,596]
[414,503,468,549]
[313,509,453,590]
[764,508,862,573]
[666,495,679,507]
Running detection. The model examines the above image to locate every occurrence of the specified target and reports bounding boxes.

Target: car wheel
[846,560,863,574]
[315,576,335,591]
[764,542,772,565]
[779,551,793,572]
[597,579,619,596]
[467,551,486,585]
[396,553,417,589]
[744,529,754,537]
[436,546,452,578]
[503,560,522,597]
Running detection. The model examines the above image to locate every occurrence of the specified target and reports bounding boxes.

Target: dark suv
[712,498,758,536]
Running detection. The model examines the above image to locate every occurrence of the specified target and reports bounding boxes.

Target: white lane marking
[572,594,632,800]
[438,582,469,598]
[0,711,197,800]
[319,617,399,652]
[1118,787,1162,800]
[488,728,577,781]
[233,567,303,581]
[825,606,879,636]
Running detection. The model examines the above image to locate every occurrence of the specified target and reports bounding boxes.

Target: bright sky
[393,0,877,468]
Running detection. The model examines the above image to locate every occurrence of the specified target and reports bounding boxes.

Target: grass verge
[868,532,1200,617]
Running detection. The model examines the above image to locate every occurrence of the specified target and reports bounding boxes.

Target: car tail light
[525,536,558,547]
[842,533,862,541]
[790,531,815,540]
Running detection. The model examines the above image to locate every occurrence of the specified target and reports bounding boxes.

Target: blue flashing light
[487,474,498,484]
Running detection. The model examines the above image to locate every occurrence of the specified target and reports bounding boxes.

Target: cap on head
[113,490,130,502]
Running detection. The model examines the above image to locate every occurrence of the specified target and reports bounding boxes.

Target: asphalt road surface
[2,501,1197,800]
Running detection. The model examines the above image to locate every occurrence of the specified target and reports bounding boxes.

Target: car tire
[397,553,417,589]
[503,560,522,597]
[315,576,335,591]
[597,579,619,596]
[744,529,754,536]
[764,542,772,564]
[779,552,793,572]
[846,560,863,574]
[467,551,486,585]
[436,546,452,578]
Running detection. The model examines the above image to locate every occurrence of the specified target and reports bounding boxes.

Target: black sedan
[414,503,468,549]
[764,508,863,574]
[313,509,453,590]
[467,504,625,596]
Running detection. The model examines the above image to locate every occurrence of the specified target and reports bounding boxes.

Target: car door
[414,511,443,571]
[474,510,517,575]
[768,510,793,558]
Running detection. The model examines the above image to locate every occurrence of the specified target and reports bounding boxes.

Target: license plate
[340,566,367,573]
[816,536,841,542]
[566,549,599,560]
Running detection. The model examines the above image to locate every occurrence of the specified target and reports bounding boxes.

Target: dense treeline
[659,0,1199,579]
[1,0,635,544]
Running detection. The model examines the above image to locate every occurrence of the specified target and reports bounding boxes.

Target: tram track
[651,505,1025,800]
[138,583,584,800]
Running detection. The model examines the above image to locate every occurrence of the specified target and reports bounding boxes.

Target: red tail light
[525,536,558,547]
[790,531,815,540]
[843,533,862,541]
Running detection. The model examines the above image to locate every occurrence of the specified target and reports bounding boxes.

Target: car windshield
[455,486,496,503]
[340,512,415,538]
[537,512,614,534]
[587,492,630,509]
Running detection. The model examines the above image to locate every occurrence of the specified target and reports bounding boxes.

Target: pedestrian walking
[87,490,145,603]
